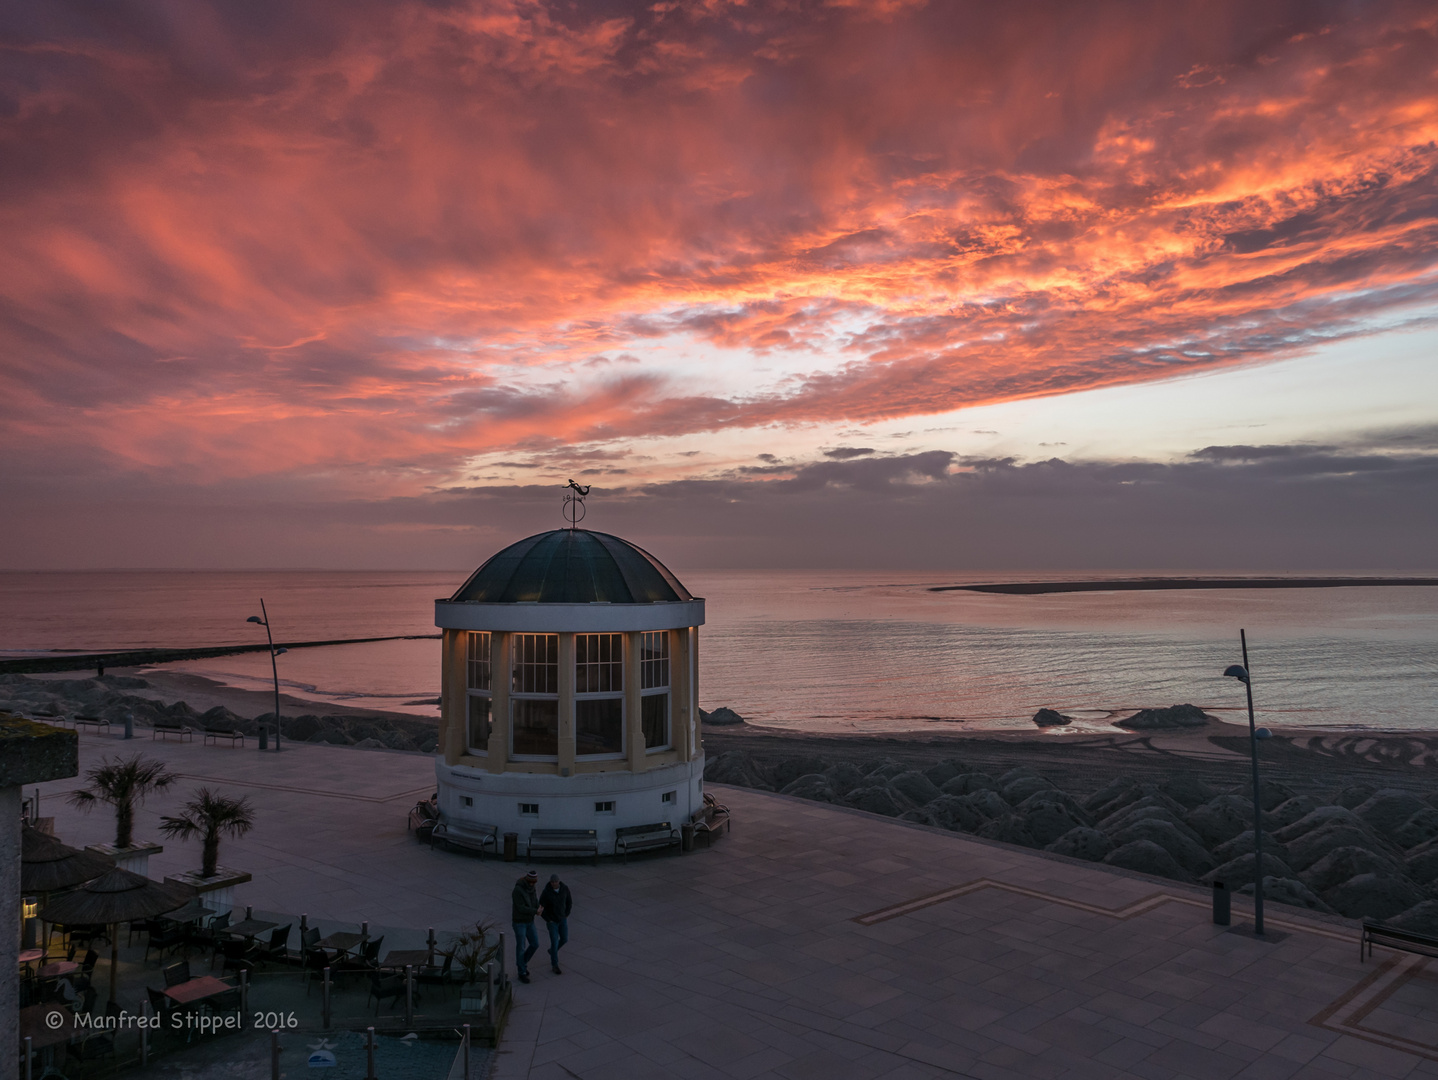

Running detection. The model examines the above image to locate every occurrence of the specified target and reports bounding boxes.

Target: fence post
[486,961,496,1028]
[366,1026,377,1080]
[300,913,308,935]
[497,932,505,984]
[270,1030,280,1080]
[462,1023,471,1079]
[361,921,369,939]
[140,999,150,1064]
[25,1035,32,1080]
[322,966,332,1029]
[405,964,414,1026]
[240,968,249,1015]
[426,927,436,964]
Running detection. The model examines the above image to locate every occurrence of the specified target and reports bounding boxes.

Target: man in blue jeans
[510,869,540,983]
[539,873,573,974]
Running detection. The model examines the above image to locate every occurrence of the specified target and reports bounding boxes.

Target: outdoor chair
[258,924,292,966]
[70,949,100,993]
[145,923,185,962]
[303,948,330,996]
[415,951,455,993]
[147,986,183,1023]
[367,972,406,1015]
[338,935,384,978]
[69,1003,121,1065]
[217,938,258,977]
[128,917,165,947]
[163,960,192,988]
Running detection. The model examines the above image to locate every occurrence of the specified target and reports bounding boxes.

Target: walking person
[511,869,541,983]
[540,873,573,974]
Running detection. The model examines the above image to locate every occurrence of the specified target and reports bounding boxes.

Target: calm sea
[2,569,1436,733]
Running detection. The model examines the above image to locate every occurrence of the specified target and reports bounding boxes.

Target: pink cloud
[0,0,1435,488]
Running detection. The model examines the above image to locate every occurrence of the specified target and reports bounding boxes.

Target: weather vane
[563,479,590,529]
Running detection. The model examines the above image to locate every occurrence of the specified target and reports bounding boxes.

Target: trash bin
[680,823,695,852]
[1212,880,1230,926]
[503,832,519,862]
[258,729,268,751]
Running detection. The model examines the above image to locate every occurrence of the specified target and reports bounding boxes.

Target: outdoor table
[381,949,430,971]
[227,918,278,939]
[164,899,215,924]
[318,931,365,957]
[18,947,44,966]
[38,960,78,980]
[164,975,233,1006]
[20,1003,76,1050]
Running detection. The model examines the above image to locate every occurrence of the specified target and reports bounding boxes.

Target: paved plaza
[32,732,1438,1080]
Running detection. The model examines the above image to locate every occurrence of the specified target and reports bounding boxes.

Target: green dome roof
[450,530,692,604]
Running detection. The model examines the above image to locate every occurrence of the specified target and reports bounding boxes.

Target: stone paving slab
[32,732,1438,1079]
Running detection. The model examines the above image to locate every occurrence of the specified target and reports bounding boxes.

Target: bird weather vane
[563,479,590,529]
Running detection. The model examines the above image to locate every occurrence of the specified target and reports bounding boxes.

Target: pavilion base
[434,755,706,854]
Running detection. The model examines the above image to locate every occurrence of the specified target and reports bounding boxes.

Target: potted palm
[450,920,499,1014]
[70,755,178,875]
[159,788,257,913]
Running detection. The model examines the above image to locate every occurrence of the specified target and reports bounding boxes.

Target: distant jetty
[0,634,441,675]
[931,577,1438,595]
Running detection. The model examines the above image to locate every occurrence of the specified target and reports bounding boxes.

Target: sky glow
[2,1,1436,569]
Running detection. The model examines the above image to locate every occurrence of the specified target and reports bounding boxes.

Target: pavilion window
[510,633,559,758]
[465,632,492,753]
[640,630,671,751]
[575,633,624,757]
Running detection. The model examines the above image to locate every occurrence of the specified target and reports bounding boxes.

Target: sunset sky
[3,0,1436,570]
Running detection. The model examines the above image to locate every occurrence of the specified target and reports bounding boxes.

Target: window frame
[465,632,493,756]
[640,630,671,752]
[510,633,560,760]
[574,632,626,760]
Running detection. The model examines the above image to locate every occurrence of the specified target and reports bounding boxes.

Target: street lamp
[247,599,288,752]
[1223,628,1273,937]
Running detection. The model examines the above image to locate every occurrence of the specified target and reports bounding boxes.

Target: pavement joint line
[852,879,1355,943]
[1309,955,1438,1062]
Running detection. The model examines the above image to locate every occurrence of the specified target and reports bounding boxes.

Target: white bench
[614,823,679,861]
[430,820,499,857]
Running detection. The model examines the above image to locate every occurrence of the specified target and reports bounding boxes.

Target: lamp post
[247,600,287,752]
[1223,628,1272,937]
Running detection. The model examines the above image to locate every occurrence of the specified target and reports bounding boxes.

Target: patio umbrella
[21,827,115,894]
[39,867,191,1004]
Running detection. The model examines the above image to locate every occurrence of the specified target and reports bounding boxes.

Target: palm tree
[67,755,179,849]
[159,788,256,878]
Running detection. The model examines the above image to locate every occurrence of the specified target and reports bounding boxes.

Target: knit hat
[525,870,539,881]
[550,874,560,883]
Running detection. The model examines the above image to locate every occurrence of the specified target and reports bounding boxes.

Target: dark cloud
[822,447,876,459]
[4,439,1434,571]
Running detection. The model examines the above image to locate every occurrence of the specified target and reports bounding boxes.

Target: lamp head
[247,615,264,625]
[275,647,288,656]
[1223,664,1249,684]
[1255,727,1272,740]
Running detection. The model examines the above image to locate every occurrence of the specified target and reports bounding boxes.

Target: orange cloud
[1,0,1436,490]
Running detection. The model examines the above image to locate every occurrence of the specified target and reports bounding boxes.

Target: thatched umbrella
[40,868,190,1003]
[21,827,114,894]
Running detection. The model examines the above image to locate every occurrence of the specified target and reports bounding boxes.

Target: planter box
[459,983,487,1014]
[163,866,252,916]
[86,841,162,877]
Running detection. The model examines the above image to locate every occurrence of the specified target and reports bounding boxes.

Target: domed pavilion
[432,527,706,851]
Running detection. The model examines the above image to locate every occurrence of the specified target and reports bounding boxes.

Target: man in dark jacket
[539,873,573,974]
[511,869,540,983]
